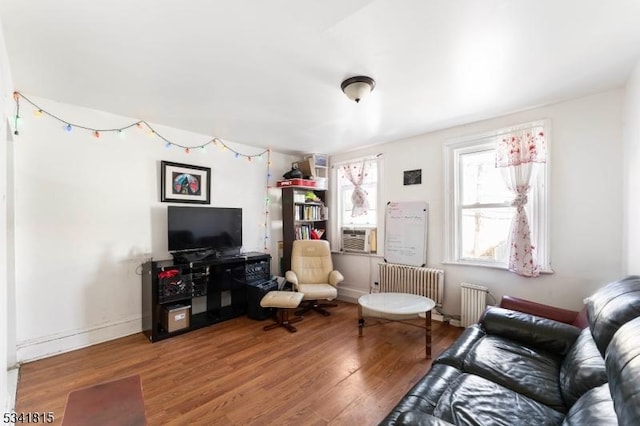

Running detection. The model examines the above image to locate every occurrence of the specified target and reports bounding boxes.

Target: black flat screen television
[168,206,242,255]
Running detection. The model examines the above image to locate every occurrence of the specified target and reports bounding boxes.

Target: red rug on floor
[61,374,146,426]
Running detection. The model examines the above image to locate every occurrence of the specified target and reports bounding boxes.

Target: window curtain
[495,126,546,277]
[341,160,371,217]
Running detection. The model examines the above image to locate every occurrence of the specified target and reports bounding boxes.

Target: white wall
[12,96,295,361]
[0,110,8,416]
[623,59,640,275]
[0,17,15,413]
[333,90,625,316]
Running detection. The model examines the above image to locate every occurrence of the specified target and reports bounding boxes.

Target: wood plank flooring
[15,301,462,425]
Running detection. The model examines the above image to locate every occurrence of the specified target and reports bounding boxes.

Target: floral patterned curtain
[495,126,546,277]
[341,160,370,217]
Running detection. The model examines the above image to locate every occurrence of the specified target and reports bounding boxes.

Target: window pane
[338,160,378,228]
[460,150,511,205]
[460,207,514,262]
[342,183,377,226]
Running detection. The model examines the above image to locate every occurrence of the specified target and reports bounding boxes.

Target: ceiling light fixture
[341,76,375,103]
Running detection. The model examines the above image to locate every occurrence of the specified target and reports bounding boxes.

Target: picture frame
[403,169,422,185]
[160,161,211,204]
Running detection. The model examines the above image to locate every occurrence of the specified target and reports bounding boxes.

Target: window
[444,121,550,271]
[331,157,381,252]
[459,146,514,261]
[338,159,378,227]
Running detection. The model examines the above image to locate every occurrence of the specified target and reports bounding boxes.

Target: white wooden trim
[16,315,141,363]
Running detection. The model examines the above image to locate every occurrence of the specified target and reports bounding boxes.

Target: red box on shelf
[276,179,317,188]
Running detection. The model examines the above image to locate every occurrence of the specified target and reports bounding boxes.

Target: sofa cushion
[463,335,566,412]
[587,275,640,356]
[561,384,616,426]
[481,307,581,355]
[558,328,607,407]
[605,316,640,425]
[432,373,565,426]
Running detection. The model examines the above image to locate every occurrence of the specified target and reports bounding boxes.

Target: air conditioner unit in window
[341,228,371,253]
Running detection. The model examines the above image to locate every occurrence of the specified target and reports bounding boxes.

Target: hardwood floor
[15,301,462,425]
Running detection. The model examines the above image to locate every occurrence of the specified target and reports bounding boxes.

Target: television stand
[171,249,215,264]
[142,252,272,342]
[217,248,242,258]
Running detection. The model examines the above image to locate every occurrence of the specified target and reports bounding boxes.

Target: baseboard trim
[5,367,18,414]
[337,285,368,304]
[16,316,142,363]
[449,319,462,327]
[432,312,444,322]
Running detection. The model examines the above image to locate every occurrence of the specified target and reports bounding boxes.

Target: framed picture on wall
[403,169,422,185]
[160,161,211,204]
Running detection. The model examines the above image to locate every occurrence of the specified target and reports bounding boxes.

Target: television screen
[168,206,242,253]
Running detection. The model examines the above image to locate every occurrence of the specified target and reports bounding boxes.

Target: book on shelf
[295,204,326,221]
[294,224,326,240]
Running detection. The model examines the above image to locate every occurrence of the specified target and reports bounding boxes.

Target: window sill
[332,251,383,258]
[441,260,554,274]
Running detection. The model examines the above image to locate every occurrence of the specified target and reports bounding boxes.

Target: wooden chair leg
[263,308,303,333]
[296,300,337,317]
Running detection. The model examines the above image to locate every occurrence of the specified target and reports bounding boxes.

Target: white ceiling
[2,0,640,155]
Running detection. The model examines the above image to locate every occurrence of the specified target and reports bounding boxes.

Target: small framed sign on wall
[161,161,211,204]
[403,169,422,185]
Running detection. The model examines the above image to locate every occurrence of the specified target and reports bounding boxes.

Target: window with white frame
[332,157,380,252]
[444,121,550,272]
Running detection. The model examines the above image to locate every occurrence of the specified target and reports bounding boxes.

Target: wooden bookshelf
[281,186,328,272]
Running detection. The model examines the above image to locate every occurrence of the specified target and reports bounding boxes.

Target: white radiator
[378,263,444,306]
[460,283,489,327]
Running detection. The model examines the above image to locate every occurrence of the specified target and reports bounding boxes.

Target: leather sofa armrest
[481,306,581,355]
[500,295,580,324]
[572,306,589,329]
[377,364,462,426]
[605,317,640,424]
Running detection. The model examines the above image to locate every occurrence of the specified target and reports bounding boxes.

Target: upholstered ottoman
[260,291,304,333]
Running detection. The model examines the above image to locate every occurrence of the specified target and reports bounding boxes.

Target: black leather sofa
[379,276,640,425]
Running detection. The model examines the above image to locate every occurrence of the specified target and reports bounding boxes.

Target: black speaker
[246,279,279,320]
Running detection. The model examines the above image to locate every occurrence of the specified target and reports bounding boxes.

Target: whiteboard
[384,201,428,266]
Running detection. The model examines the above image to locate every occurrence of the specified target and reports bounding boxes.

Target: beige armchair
[285,240,344,316]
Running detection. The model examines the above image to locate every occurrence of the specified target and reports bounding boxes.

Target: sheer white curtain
[341,160,371,217]
[496,126,546,277]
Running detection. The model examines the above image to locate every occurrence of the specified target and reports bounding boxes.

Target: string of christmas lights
[263,148,272,251]
[12,91,270,161]
[12,90,273,251]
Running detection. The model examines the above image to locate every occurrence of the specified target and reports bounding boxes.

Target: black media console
[142,252,271,342]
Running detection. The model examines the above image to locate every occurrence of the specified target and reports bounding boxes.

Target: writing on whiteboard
[389,213,424,220]
[384,201,428,266]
